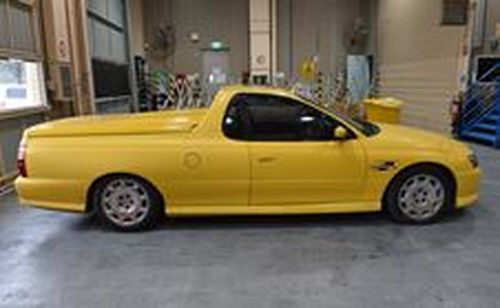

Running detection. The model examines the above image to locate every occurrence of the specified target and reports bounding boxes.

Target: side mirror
[333,126,349,140]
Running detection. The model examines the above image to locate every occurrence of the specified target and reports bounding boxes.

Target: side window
[245,95,303,141]
[222,96,246,140]
[296,101,338,141]
[223,94,342,142]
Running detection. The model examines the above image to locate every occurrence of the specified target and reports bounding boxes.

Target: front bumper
[455,167,482,208]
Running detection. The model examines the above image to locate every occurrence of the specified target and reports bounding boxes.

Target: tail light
[17,138,28,177]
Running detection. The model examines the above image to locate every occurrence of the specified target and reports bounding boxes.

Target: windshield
[296,94,380,137]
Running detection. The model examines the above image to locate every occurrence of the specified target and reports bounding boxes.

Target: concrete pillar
[249,0,277,82]
[41,0,96,116]
[66,0,96,115]
[130,0,146,58]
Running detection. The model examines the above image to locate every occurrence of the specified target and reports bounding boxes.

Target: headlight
[468,153,479,169]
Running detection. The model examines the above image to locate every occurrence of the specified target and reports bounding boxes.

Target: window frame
[0,0,43,60]
[0,58,48,115]
[0,0,47,117]
[221,93,357,143]
[441,0,468,26]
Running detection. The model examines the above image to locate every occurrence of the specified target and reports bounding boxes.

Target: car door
[171,102,250,209]
[238,94,366,207]
[175,138,250,209]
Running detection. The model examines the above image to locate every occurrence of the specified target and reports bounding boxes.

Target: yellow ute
[15,86,481,231]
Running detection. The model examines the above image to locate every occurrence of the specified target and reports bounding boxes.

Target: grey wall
[484,0,500,54]
[277,0,375,77]
[143,0,249,75]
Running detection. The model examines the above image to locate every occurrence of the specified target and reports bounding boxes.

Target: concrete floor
[1,144,500,308]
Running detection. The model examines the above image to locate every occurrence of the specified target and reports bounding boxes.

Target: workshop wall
[143,0,249,75]
[277,0,375,78]
[376,0,466,133]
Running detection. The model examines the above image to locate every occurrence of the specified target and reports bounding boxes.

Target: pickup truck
[15,85,481,231]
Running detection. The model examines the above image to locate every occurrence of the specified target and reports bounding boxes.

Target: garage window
[87,0,132,113]
[0,58,46,112]
[0,0,46,114]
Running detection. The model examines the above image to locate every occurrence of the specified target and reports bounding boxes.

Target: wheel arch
[85,172,166,213]
[381,162,457,211]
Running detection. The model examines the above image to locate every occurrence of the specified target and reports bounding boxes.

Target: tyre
[384,166,454,224]
[92,175,164,231]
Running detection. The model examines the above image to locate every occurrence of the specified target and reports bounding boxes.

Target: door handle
[258,156,277,163]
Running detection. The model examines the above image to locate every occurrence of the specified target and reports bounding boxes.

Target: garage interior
[1,0,500,307]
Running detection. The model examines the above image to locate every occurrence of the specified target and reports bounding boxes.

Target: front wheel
[385,166,454,224]
[93,175,163,231]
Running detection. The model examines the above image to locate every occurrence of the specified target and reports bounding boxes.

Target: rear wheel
[93,175,163,231]
[385,166,454,223]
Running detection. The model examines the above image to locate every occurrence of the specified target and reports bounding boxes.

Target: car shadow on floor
[69,208,472,233]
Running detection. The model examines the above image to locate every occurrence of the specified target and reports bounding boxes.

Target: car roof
[220,85,295,98]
